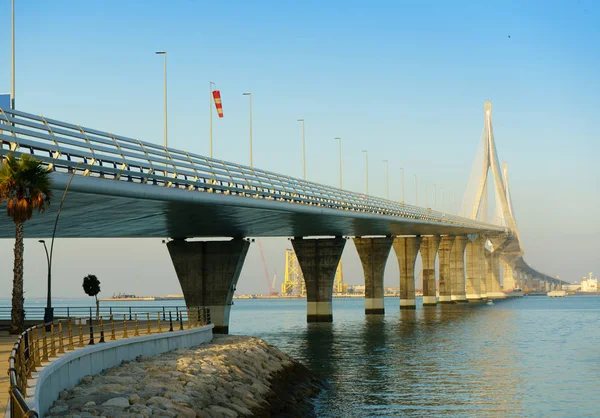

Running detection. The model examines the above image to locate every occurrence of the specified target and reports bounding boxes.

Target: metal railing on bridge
[7,307,211,418]
[0,107,504,231]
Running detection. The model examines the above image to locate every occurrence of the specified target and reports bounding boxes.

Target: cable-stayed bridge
[0,103,563,333]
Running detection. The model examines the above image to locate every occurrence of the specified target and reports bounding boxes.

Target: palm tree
[0,153,52,334]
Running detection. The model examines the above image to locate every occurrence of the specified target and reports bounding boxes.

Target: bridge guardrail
[7,307,211,418]
[0,107,505,232]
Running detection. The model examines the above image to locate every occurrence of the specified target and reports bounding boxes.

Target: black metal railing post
[88,316,95,345]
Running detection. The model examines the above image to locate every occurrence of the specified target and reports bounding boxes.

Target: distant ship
[100,293,155,301]
[574,272,600,295]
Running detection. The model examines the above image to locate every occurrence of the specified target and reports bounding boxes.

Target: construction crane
[257,239,279,296]
[281,249,304,295]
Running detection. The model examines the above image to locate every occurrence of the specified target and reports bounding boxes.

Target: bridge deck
[0,108,505,238]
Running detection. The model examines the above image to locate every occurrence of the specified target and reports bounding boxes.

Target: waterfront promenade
[1,330,14,414]
[2,315,206,417]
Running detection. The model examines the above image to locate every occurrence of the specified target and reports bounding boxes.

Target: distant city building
[347,285,365,295]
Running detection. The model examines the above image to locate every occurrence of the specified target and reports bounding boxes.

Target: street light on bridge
[414,174,418,206]
[11,0,15,109]
[335,137,342,189]
[297,119,306,180]
[383,160,389,199]
[242,92,253,167]
[155,51,168,148]
[209,81,215,158]
[362,150,369,195]
[400,167,405,204]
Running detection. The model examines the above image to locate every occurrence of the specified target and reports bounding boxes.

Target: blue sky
[0,1,598,298]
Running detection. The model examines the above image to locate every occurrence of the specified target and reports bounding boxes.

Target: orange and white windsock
[212,90,223,118]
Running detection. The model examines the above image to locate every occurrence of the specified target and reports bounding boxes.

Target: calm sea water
[3,296,599,416]
[230,296,600,417]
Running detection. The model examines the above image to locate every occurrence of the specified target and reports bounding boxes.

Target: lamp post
[383,160,389,199]
[426,183,429,208]
[41,161,83,323]
[414,174,418,206]
[243,92,253,167]
[297,119,305,180]
[11,0,15,109]
[335,137,342,188]
[433,184,437,209]
[155,51,167,147]
[39,240,52,323]
[441,187,445,215]
[362,150,369,195]
[209,81,215,158]
[400,167,405,204]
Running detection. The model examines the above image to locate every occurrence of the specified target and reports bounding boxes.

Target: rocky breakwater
[46,335,324,417]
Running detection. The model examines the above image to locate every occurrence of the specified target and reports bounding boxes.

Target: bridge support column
[466,237,484,300]
[167,238,250,334]
[292,237,346,322]
[450,236,468,302]
[420,236,440,305]
[514,270,523,290]
[438,236,455,303]
[484,249,504,298]
[354,237,394,315]
[393,236,422,309]
[524,273,533,292]
[501,260,516,291]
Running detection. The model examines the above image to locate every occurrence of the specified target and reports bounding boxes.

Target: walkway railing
[0,305,187,322]
[7,307,211,418]
[0,107,505,231]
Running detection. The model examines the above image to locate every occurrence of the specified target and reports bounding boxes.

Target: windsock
[212,90,223,118]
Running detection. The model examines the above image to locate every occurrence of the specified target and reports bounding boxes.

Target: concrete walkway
[1,330,16,415]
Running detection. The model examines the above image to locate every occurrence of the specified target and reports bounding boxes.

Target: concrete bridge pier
[438,236,455,303]
[167,238,250,334]
[501,260,516,291]
[292,237,346,322]
[450,236,468,302]
[393,236,422,309]
[354,237,394,315]
[485,249,504,298]
[514,270,524,290]
[525,273,533,292]
[465,237,484,300]
[420,236,441,305]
